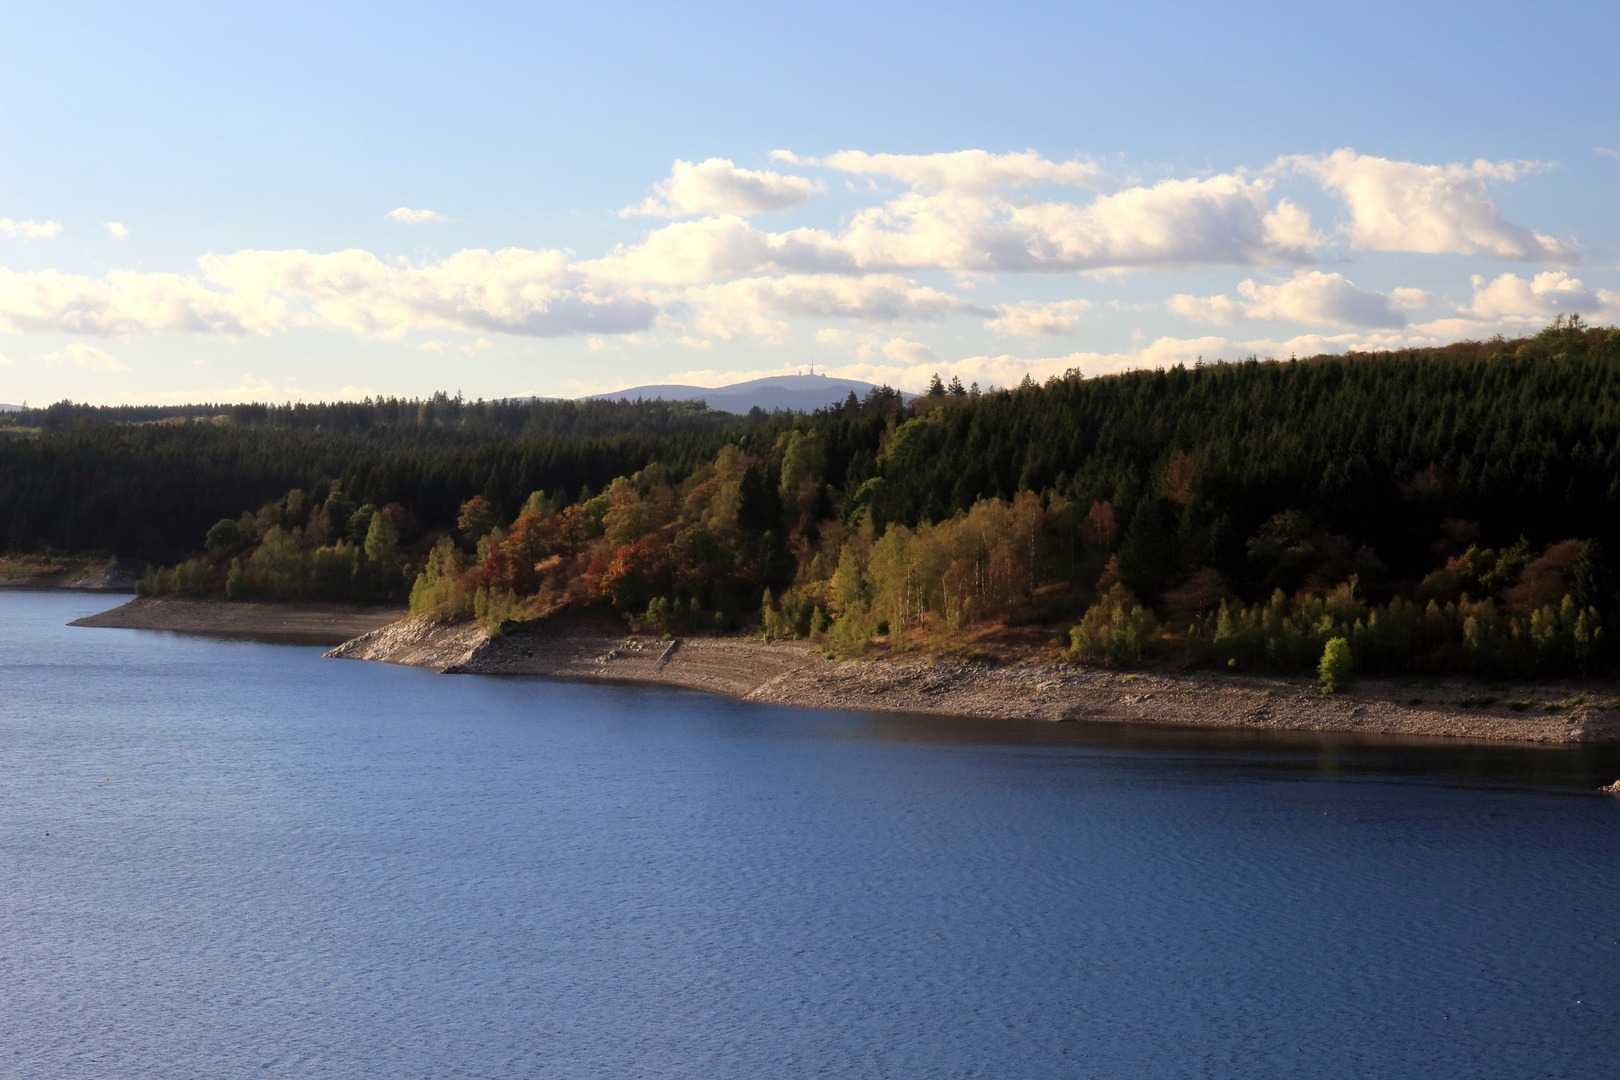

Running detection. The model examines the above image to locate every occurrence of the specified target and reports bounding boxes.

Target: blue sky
[2,0,1616,404]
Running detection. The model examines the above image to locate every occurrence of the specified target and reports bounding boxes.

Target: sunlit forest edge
[6,316,1618,683]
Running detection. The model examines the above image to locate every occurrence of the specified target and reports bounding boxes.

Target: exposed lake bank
[324,611,1620,744]
[71,597,1620,743]
[71,596,407,644]
[0,555,137,592]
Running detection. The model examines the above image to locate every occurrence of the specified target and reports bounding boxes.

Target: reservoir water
[3,590,1617,1078]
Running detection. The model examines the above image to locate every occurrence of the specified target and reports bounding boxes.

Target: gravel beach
[326,614,1620,744]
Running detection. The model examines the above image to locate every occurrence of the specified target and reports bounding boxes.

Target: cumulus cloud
[880,337,936,364]
[0,248,663,341]
[1282,149,1578,261]
[1165,272,1618,344]
[686,274,977,341]
[985,299,1092,336]
[1,218,62,238]
[0,268,284,336]
[2,146,1601,373]
[838,174,1318,273]
[387,207,445,224]
[1390,287,1440,309]
[200,247,658,338]
[623,158,823,218]
[1460,271,1617,321]
[44,343,127,371]
[588,215,854,284]
[1169,271,1410,328]
[599,171,1320,283]
[820,149,1102,191]
[105,222,129,239]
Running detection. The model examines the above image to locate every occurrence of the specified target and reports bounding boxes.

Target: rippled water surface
[4,591,1617,1079]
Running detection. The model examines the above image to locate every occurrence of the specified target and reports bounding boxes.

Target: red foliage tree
[597,535,672,611]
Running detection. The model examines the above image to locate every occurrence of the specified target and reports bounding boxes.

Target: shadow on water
[850,710,1620,796]
[559,678,1620,797]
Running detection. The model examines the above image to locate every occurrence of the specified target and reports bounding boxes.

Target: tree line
[20,316,1620,678]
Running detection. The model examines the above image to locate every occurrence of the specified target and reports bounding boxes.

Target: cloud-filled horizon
[2,148,1612,403]
[1,2,1615,405]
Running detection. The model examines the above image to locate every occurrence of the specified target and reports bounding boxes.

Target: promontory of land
[1,555,137,592]
[70,596,407,644]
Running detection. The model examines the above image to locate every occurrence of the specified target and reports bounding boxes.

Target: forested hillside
[13,317,1620,677]
[0,396,759,561]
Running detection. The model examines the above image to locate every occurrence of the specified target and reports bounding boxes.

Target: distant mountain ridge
[583,373,913,414]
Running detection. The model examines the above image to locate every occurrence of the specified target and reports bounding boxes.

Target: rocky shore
[326,615,1620,744]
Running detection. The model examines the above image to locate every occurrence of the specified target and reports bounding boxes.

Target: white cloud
[588,215,853,285]
[1459,270,1617,323]
[0,268,284,336]
[685,273,976,341]
[44,343,127,371]
[1173,272,1613,343]
[2,147,1604,372]
[1596,147,1620,159]
[104,222,129,239]
[1169,271,1409,328]
[880,337,935,365]
[387,207,445,224]
[1282,149,1578,261]
[623,158,823,218]
[200,247,658,338]
[1390,287,1439,309]
[820,149,1102,191]
[0,218,62,238]
[838,173,1318,273]
[1167,292,1249,324]
[597,169,1319,284]
[418,338,493,356]
[0,247,662,341]
[985,299,1092,337]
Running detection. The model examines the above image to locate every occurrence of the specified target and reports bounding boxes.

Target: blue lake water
[3,589,1617,1079]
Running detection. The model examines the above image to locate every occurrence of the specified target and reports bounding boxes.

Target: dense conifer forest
[7,317,1618,678]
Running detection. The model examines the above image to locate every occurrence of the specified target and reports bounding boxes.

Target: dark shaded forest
[9,317,1619,678]
[0,396,765,562]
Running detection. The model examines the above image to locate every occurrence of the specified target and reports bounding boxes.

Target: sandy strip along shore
[71,597,408,645]
[325,615,1620,744]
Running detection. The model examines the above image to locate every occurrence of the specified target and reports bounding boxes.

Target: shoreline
[70,596,409,645]
[325,614,1620,745]
[63,598,1620,743]
[0,563,137,592]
